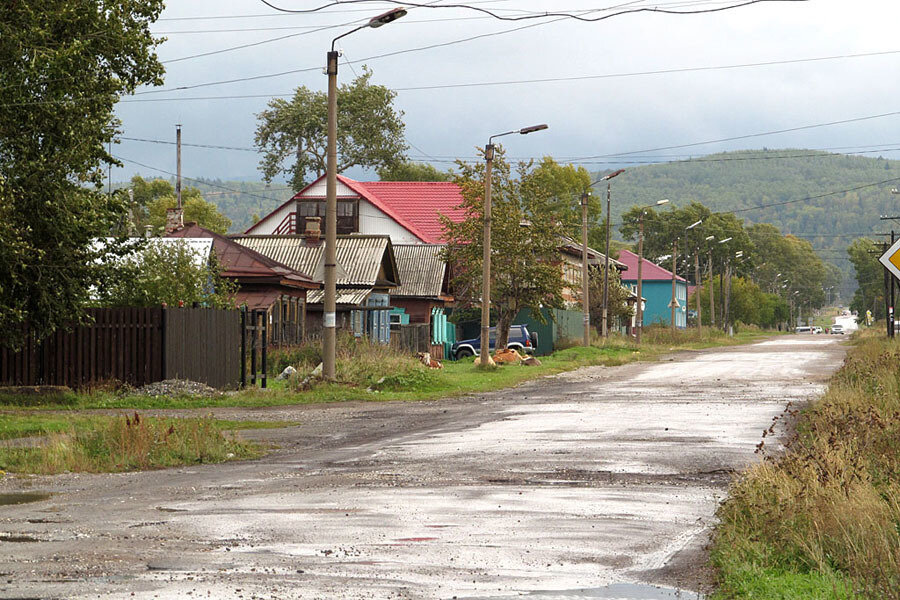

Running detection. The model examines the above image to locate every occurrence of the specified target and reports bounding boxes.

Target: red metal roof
[353,180,466,244]
[246,174,466,243]
[617,249,686,282]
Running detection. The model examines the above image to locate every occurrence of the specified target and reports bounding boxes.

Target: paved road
[0,335,846,599]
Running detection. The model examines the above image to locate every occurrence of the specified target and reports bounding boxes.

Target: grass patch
[0,413,262,474]
[710,329,900,599]
[0,327,778,412]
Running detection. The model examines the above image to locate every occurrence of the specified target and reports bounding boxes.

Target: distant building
[167,223,319,344]
[617,249,687,329]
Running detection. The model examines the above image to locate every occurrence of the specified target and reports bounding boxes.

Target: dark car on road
[451,325,538,360]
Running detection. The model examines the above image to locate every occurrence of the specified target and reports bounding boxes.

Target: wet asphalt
[0,335,846,599]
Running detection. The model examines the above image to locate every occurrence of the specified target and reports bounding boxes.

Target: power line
[114,154,294,203]
[157,0,516,20]
[258,0,808,23]
[394,49,900,92]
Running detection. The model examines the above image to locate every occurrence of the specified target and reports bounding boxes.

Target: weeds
[0,413,259,474]
[712,329,900,599]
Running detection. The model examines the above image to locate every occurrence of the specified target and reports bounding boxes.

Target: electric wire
[257,0,808,23]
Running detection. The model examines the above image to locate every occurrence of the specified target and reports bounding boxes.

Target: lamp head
[705,235,715,241]
[686,219,702,230]
[519,124,549,135]
[656,199,670,206]
[718,237,732,244]
[369,7,407,28]
[601,168,626,181]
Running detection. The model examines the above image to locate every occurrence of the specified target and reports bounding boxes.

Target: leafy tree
[587,265,633,331]
[128,176,232,234]
[620,202,751,282]
[847,238,883,317]
[442,149,568,352]
[377,161,453,182]
[693,276,788,329]
[147,194,232,235]
[94,242,236,309]
[0,1,165,346]
[255,67,407,191]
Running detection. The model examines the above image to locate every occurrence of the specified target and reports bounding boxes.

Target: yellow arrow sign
[878,238,900,281]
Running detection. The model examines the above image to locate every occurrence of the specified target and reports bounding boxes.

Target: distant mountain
[595,149,900,297]
[187,178,294,234]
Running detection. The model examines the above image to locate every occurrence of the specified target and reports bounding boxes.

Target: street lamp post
[704,235,715,329]
[600,169,624,338]
[684,220,701,330]
[635,199,669,343]
[478,124,548,367]
[715,237,732,332]
[581,169,625,344]
[323,7,408,380]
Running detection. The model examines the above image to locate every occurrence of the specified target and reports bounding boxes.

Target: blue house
[618,249,688,328]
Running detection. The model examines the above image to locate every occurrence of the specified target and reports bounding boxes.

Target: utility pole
[635,199,669,343]
[708,248,715,329]
[598,168,624,338]
[684,220,702,329]
[322,7,407,380]
[176,124,182,211]
[670,238,678,333]
[581,191,591,346]
[694,249,702,330]
[479,142,495,367]
[478,125,548,367]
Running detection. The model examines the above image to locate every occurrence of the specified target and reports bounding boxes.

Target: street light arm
[489,123,548,146]
[331,23,369,50]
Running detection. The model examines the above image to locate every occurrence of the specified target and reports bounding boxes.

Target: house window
[296,200,357,234]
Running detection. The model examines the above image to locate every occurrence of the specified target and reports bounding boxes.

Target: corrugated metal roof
[393,244,447,298]
[307,287,371,306]
[232,234,397,287]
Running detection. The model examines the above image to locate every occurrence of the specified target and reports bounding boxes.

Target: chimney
[165,207,184,234]
[304,216,321,243]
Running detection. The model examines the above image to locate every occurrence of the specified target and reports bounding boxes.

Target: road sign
[878,238,900,281]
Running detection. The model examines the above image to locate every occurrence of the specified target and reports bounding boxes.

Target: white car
[831,325,844,335]
[813,326,823,334]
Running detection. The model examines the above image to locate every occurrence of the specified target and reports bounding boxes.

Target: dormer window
[297,199,358,234]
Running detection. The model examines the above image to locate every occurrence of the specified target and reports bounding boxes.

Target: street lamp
[478,124,549,367]
[684,219,702,331]
[581,168,625,344]
[704,235,715,328]
[635,198,670,343]
[716,237,732,332]
[322,8,407,380]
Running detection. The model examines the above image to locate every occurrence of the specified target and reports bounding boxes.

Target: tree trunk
[495,310,513,354]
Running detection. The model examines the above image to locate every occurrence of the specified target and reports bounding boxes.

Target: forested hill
[192,179,293,233]
[598,149,900,281]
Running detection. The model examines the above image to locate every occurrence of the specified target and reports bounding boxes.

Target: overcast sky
[112,0,900,185]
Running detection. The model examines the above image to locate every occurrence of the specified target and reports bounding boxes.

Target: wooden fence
[0,307,242,389]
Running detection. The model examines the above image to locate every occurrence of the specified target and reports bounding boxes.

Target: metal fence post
[240,306,247,388]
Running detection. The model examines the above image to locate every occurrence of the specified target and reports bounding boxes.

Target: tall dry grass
[713,330,900,599]
[0,413,256,474]
[271,334,432,390]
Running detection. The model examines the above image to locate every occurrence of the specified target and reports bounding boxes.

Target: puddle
[0,492,51,506]
[469,583,703,599]
[0,533,42,543]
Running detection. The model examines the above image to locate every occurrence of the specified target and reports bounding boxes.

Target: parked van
[794,326,812,334]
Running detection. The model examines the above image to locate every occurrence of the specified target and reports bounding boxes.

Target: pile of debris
[134,379,221,398]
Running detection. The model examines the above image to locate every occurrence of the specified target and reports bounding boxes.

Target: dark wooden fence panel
[0,307,241,389]
[390,323,431,354]
[165,308,241,389]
